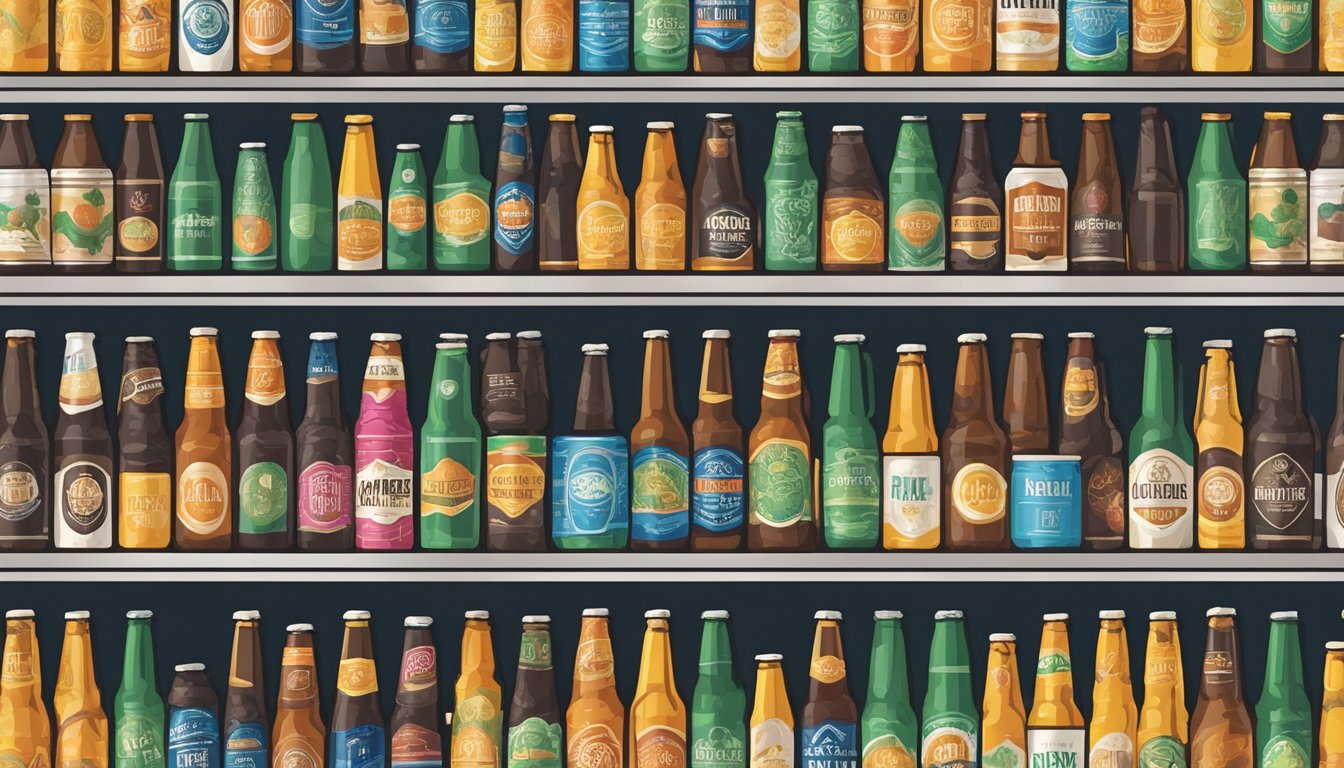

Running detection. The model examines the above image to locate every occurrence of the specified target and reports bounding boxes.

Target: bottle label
[1328,464,1344,549]
[120,472,172,542]
[574,636,615,680]
[1081,456,1125,540]
[354,457,414,547]
[0,169,49,264]
[398,645,436,690]
[692,446,745,533]
[1249,452,1311,532]
[1070,184,1125,265]
[1248,169,1308,265]
[168,707,220,768]
[1136,736,1183,768]
[1065,0,1128,61]
[56,461,111,538]
[121,366,165,405]
[569,724,620,768]
[296,0,354,47]
[862,0,917,61]
[415,0,469,50]
[224,723,268,768]
[888,195,944,270]
[298,460,353,533]
[475,0,518,67]
[1311,169,1344,264]
[421,454,477,517]
[638,728,687,768]
[1198,463,1243,524]
[59,348,101,415]
[1127,448,1193,548]
[749,437,812,527]
[239,461,288,534]
[1010,458,1079,546]
[244,351,285,406]
[169,180,223,266]
[882,455,940,544]
[451,690,504,768]
[274,736,320,768]
[764,178,819,268]
[507,717,562,768]
[920,717,977,768]
[1259,737,1308,768]
[982,739,1025,768]
[823,197,884,265]
[692,724,745,768]
[361,0,409,44]
[1191,177,1245,269]
[1133,0,1184,51]
[486,435,547,519]
[948,195,1001,263]
[337,196,383,269]
[0,461,40,522]
[577,199,629,267]
[1005,175,1067,271]
[637,0,691,55]
[1194,0,1245,45]
[182,0,231,52]
[552,435,630,542]
[801,722,857,768]
[389,723,441,768]
[755,0,801,61]
[822,441,880,543]
[332,725,385,768]
[693,0,751,50]
[1062,358,1099,416]
[698,202,754,264]
[927,0,985,52]
[521,0,571,67]
[1027,730,1085,768]
[637,200,686,268]
[631,445,690,542]
[807,0,859,56]
[995,0,1059,59]
[241,0,292,54]
[121,0,172,64]
[337,657,378,696]
[434,182,491,247]
[117,711,166,768]
[388,188,427,238]
[579,0,631,69]
[118,180,163,260]
[950,462,1006,524]
[751,718,795,768]
[51,169,114,266]
[1261,0,1310,52]
[862,732,915,768]
[177,461,230,535]
[493,181,535,255]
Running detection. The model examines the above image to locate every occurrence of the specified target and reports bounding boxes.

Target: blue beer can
[1010,455,1082,549]
[579,0,632,71]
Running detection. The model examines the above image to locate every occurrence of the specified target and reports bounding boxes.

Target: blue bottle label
[693,0,750,51]
[631,445,690,542]
[691,446,744,533]
[183,0,231,53]
[493,181,536,255]
[1066,0,1127,58]
[802,722,859,768]
[168,707,220,768]
[414,0,470,51]
[552,435,630,541]
[297,0,355,49]
[578,0,631,70]
[308,339,339,378]
[1010,458,1082,548]
[332,725,386,768]
[223,723,268,768]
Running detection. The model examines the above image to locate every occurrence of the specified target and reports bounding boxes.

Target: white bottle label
[1127,447,1193,549]
[1327,467,1344,549]
[1027,729,1086,768]
[1310,167,1344,264]
[882,454,940,545]
[53,461,113,549]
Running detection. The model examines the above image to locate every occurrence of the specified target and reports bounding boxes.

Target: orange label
[569,724,621,768]
[435,192,491,245]
[637,200,686,269]
[522,0,570,65]
[233,214,273,256]
[951,462,1006,524]
[389,194,427,233]
[245,343,285,406]
[895,205,941,248]
[338,218,382,263]
[120,472,171,547]
[809,654,846,683]
[636,727,686,768]
[475,0,517,68]
[578,200,629,269]
[823,197,884,264]
[421,457,476,517]
[863,0,917,58]
[241,0,292,54]
[928,0,983,50]
[1007,179,1066,258]
[1133,0,1186,53]
[575,638,615,681]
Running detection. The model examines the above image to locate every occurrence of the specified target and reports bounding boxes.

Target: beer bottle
[1136,611,1188,768]
[484,332,549,552]
[56,0,111,69]
[1026,614,1084,768]
[53,331,112,550]
[1128,327,1194,550]
[0,0,47,71]
[1070,114,1125,273]
[636,121,688,271]
[360,0,411,71]
[0,114,49,275]
[273,624,325,768]
[691,114,756,271]
[942,333,1009,551]
[413,0,470,70]
[822,335,879,549]
[553,343,630,550]
[391,617,440,768]
[1323,641,1344,766]
[281,113,335,273]
[224,611,269,768]
[749,654,793,768]
[168,663,220,768]
[887,116,944,272]
[508,617,563,768]
[337,115,383,272]
[1330,334,1344,549]
[177,0,233,70]
[1187,113,1247,271]
[982,632,1027,768]
[387,144,428,271]
[433,114,492,272]
[167,114,223,272]
[1088,611,1137,768]
[820,126,883,272]
[802,612,859,768]
[922,0,991,70]
[861,612,916,768]
[1191,0,1250,69]
[1256,611,1312,767]
[1190,608,1252,768]
[1249,112,1308,272]
[115,115,164,273]
[452,611,503,768]
[176,327,231,551]
[1311,114,1344,273]
[297,332,353,551]
[577,126,631,271]
[51,114,114,274]
[420,338,481,549]
[690,610,746,768]
[236,331,294,550]
[1064,0,1127,70]
[1132,0,1187,69]
[763,111,818,272]
[577,0,630,71]
[995,0,1059,69]
[474,0,517,70]
[691,330,745,550]
[331,611,383,768]
[0,610,50,768]
[519,0,572,71]
[296,0,355,71]
[807,0,859,70]
[632,330,691,550]
[1246,329,1316,550]
[1130,107,1185,273]
[538,115,582,272]
[753,0,800,70]
[1003,332,1050,455]
[354,333,414,550]
[634,0,690,70]
[922,611,978,768]
[748,330,814,551]
[1058,332,1125,550]
[120,359,172,542]
[1257,0,1313,70]
[239,0,293,70]
[1005,112,1067,272]
[693,0,750,70]
[56,611,108,768]
[567,609,623,768]
[494,105,537,271]
[1326,0,1344,68]
[882,344,939,550]
[0,330,46,551]
[948,114,1003,272]
[1194,339,1244,550]
[632,611,686,768]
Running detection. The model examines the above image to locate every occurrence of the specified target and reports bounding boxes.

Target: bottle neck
[1199,619,1242,698]
[952,343,996,422]
[928,620,971,680]
[1325,652,1344,707]
[279,634,319,709]
[57,123,105,168]
[363,342,406,396]
[340,624,374,665]
[427,349,474,426]
[573,355,615,432]
[637,622,677,695]
[1034,623,1075,706]
[1078,122,1116,180]
[1136,111,1179,183]
[640,339,677,420]
[460,620,496,677]
[122,620,156,691]
[866,620,909,705]
[642,129,682,184]
[1197,349,1240,423]
[2,340,37,414]
[230,622,263,688]
[1014,119,1055,166]
[3,620,40,694]
[441,124,481,175]
[59,622,99,703]
[1254,339,1305,417]
[697,338,733,417]
[304,342,344,423]
[0,121,38,169]
[1093,621,1130,692]
[1263,620,1303,691]
[884,353,936,451]
[752,664,790,720]
[1252,121,1301,169]
[828,343,866,418]
[1140,336,1178,425]
[984,642,1024,712]
[770,120,808,166]
[759,339,803,416]
[1195,121,1239,172]
[954,122,991,178]
[696,620,737,688]
[573,618,617,696]
[1317,122,1344,168]
[180,122,213,165]
[584,134,619,187]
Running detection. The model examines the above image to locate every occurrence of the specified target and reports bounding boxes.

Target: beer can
[1010,455,1082,548]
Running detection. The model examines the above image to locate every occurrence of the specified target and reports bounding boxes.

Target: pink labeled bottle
[354,332,415,549]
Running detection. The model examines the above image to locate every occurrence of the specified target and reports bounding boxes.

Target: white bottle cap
[465,610,490,620]
[486,332,512,341]
[874,610,903,620]
[1149,611,1177,621]
[814,610,843,621]
[522,615,551,624]
[1270,610,1299,621]
[1099,610,1125,620]
[989,633,1017,642]
[503,104,527,113]
[126,610,153,619]
[64,611,90,620]
[343,610,371,621]
[437,342,466,350]
[1043,612,1070,621]
[643,330,670,339]
[450,114,475,122]
[405,616,433,627]
[239,141,266,150]
[1144,327,1174,335]
[370,333,401,342]
[233,610,260,621]
[896,344,926,353]
[832,125,864,132]
[582,343,609,355]
[1203,339,1233,349]
[701,610,730,619]
[590,125,614,134]
[1067,332,1094,339]
[287,624,315,632]
[957,333,987,343]
[1265,328,1297,338]
[647,121,675,129]
[645,609,671,619]
[706,112,732,119]
[4,329,34,339]
[755,653,784,662]
[833,334,865,344]
[1011,332,1045,340]
[396,143,421,151]
[703,329,731,339]
[1207,607,1237,617]
[1328,641,1344,651]
[901,115,928,122]
[935,610,963,620]
[125,336,155,343]
[517,330,542,339]
[310,332,338,341]
[4,610,33,619]
[175,662,206,672]
[583,608,610,617]
[768,329,801,338]
[251,330,280,340]
[189,327,218,337]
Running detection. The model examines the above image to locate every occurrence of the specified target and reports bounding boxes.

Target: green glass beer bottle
[922,610,978,768]
[822,334,880,549]
[388,143,428,271]
[1127,327,1195,551]
[280,113,334,273]
[231,142,278,272]
[634,0,690,70]
[114,610,166,768]
[1187,113,1247,271]
[763,110,818,272]
[888,115,946,272]
[862,611,918,768]
[167,113,223,271]
[433,115,493,271]
[420,339,482,549]
[807,0,859,71]
[1255,611,1312,768]
[690,610,747,768]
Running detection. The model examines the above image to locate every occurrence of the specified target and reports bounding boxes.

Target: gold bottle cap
[1264,111,1292,120]
[1082,112,1111,121]
[0,114,28,121]
[1326,114,1344,121]
[582,608,609,617]
[989,632,1016,642]
[345,114,373,125]
[896,343,926,354]
[291,113,319,121]
[1201,113,1231,121]
[962,113,987,121]
[549,113,576,122]
[701,609,730,619]
[755,653,783,662]
[64,114,92,121]
[1021,111,1048,119]
[1149,611,1177,621]
[124,114,153,122]
[405,616,433,627]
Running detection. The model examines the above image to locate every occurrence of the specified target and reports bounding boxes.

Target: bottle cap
[957,333,987,343]
[703,329,731,339]
[832,125,864,132]
[1099,610,1125,620]
[706,112,732,119]
[1326,114,1344,122]
[503,104,527,113]
[450,114,475,122]
[643,330,670,339]
[396,143,420,151]
[874,610,903,619]
[896,344,926,353]
[962,113,987,120]
[1021,111,1048,119]
[581,343,609,355]
[645,609,671,619]
[123,114,152,122]
[233,610,261,621]
[1144,327,1173,336]
[343,610,371,620]
[405,616,433,627]
[935,610,963,620]
[1264,111,1292,120]
[755,653,783,662]
[370,332,401,342]
[175,663,206,672]
[590,125,614,134]
[436,342,466,350]
[701,610,730,619]
[1203,339,1233,348]
[291,113,319,121]
[1082,112,1112,121]
[989,632,1016,642]
[4,610,33,619]
[901,115,927,122]
[814,610,843,620]
[1011,332,1044,340]
[125,336,155,343]
[251,330,280,340]
[768,329,801,338]
[0,114,29,121]
[1201,113,1231,121]
[1207,607,1236,617]
[64,611,90,620]
[63,113,93,122]
[1264,328,1296,338]
[1149,611,1177,621]
[239,141,266,150]
[517,330,542,339]
[550,113,576,122]
[833,334,865,344]
[126,610,153,619]
[1015,455,1081,462]
[583,608,609,617]
[1067,332,1094,339]
[4,329,34,339]
[486,332,512,341]
[310,331,338,341]
[344,114,373,125]
[1043,612,1069,621]
[522,615,551,624]
[189,327,218,337]
[647,121,675,129]
[287,623,314,632]
[64,331,93,341]
[775,110,802,119]
[1329,641,1344,651]
[183,113,209,121]
[465,610,490,620]
[1270,610,1299,621]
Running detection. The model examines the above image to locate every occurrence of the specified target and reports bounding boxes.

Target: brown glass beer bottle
[947,114,1003,272]
[272,623,326,768]
[1190,608,1253,768]
[483,332,547,551]
[296,332,354,551]
[800,611,859,762]
[1004,112,1068,272]
[632,330,691,551]
[691,329,745,550]
[1130,107,1185,273]
[692,114,756,271]
[118,336,172,550]
[1002,332,1051,455]
[0,330,48,551]
[747,330,815,551]
[331,610,384,765]
[115,114,165,274]
[391,617,440,768]
[51,114,114,274]
[942,333,1010,551]
[53,331,113,550]
[821,126,884,272]
[1070,114,1126,273]
[1057,332,1125,550]
[538,114,583,272]
[1245,329,1317,550]
[237,331,295,551]
[223,610,269,768]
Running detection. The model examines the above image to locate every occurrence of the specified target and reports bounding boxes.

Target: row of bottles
[0,606,1335,768]
[5,323,1344,553]
[8,107,1344,275]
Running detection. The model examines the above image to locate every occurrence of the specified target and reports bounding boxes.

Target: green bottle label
[983,739,1026,768]
[749,438,812,527]
[636,0,690,62]
[765,178,819,270]
[451,688,503,767]
[1137,736,1185,768]
[1261,0,1311,53]
[289,203,319,240]
[233,151,277,267]
[116,711,167,768]
[691,725,746,768]
[1191,177,1246,269]
[1036,652,1071,674]
[1259,734,1309,768]
[822,444,879,544]
[169,180,222,267]
[519,630,553,669]
[1249,173,1308,261]
[807,0,859,66]
[507,717,562,768]
[888,196,945,269]
[239,462,287,534]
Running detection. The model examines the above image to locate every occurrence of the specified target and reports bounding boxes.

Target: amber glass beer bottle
[750,653,793,768]
[1246,329,1317,550]
[631,610,686,768]
[272,624,325,768]
[391,617,439,768]
[0,609,49,768]
[1002,333,1049,455]
[982,633,1026,768]
[1004,112,1067,272]
[942,333,1009,551]
[0,330,47,551]
[237,331,295,550]
[331,611,384,768]
[567,608,624,768]
[55,611,107,768]
[176,327,232,551]
[1130,107,1185,273]
[636,122,688,271]
[882,344,940,550]
[748,330,814,551]
[538,114,582,272]
[1058,332,1125,550]
[452,611,503,768]
[1194,340,1245,550]
[1190,608,1252,768]
[632,330,691,550]
[691,330,745,550]
[1026,614,1085,768]
[802,612,859,767]
[1088,611,1137,768]
[1132,0,1188,69]
[821,126,884,272]
[54,331,113,550]
[692,114,756,271]
[224,611,268,768]
[1136,611,1188,768]
[577,126,631,271]
[1249,113,1308,272]
[948,114,1003,272]
[1070,114,1125,273]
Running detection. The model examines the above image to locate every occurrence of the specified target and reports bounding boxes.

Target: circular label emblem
[952,462,1006,523]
